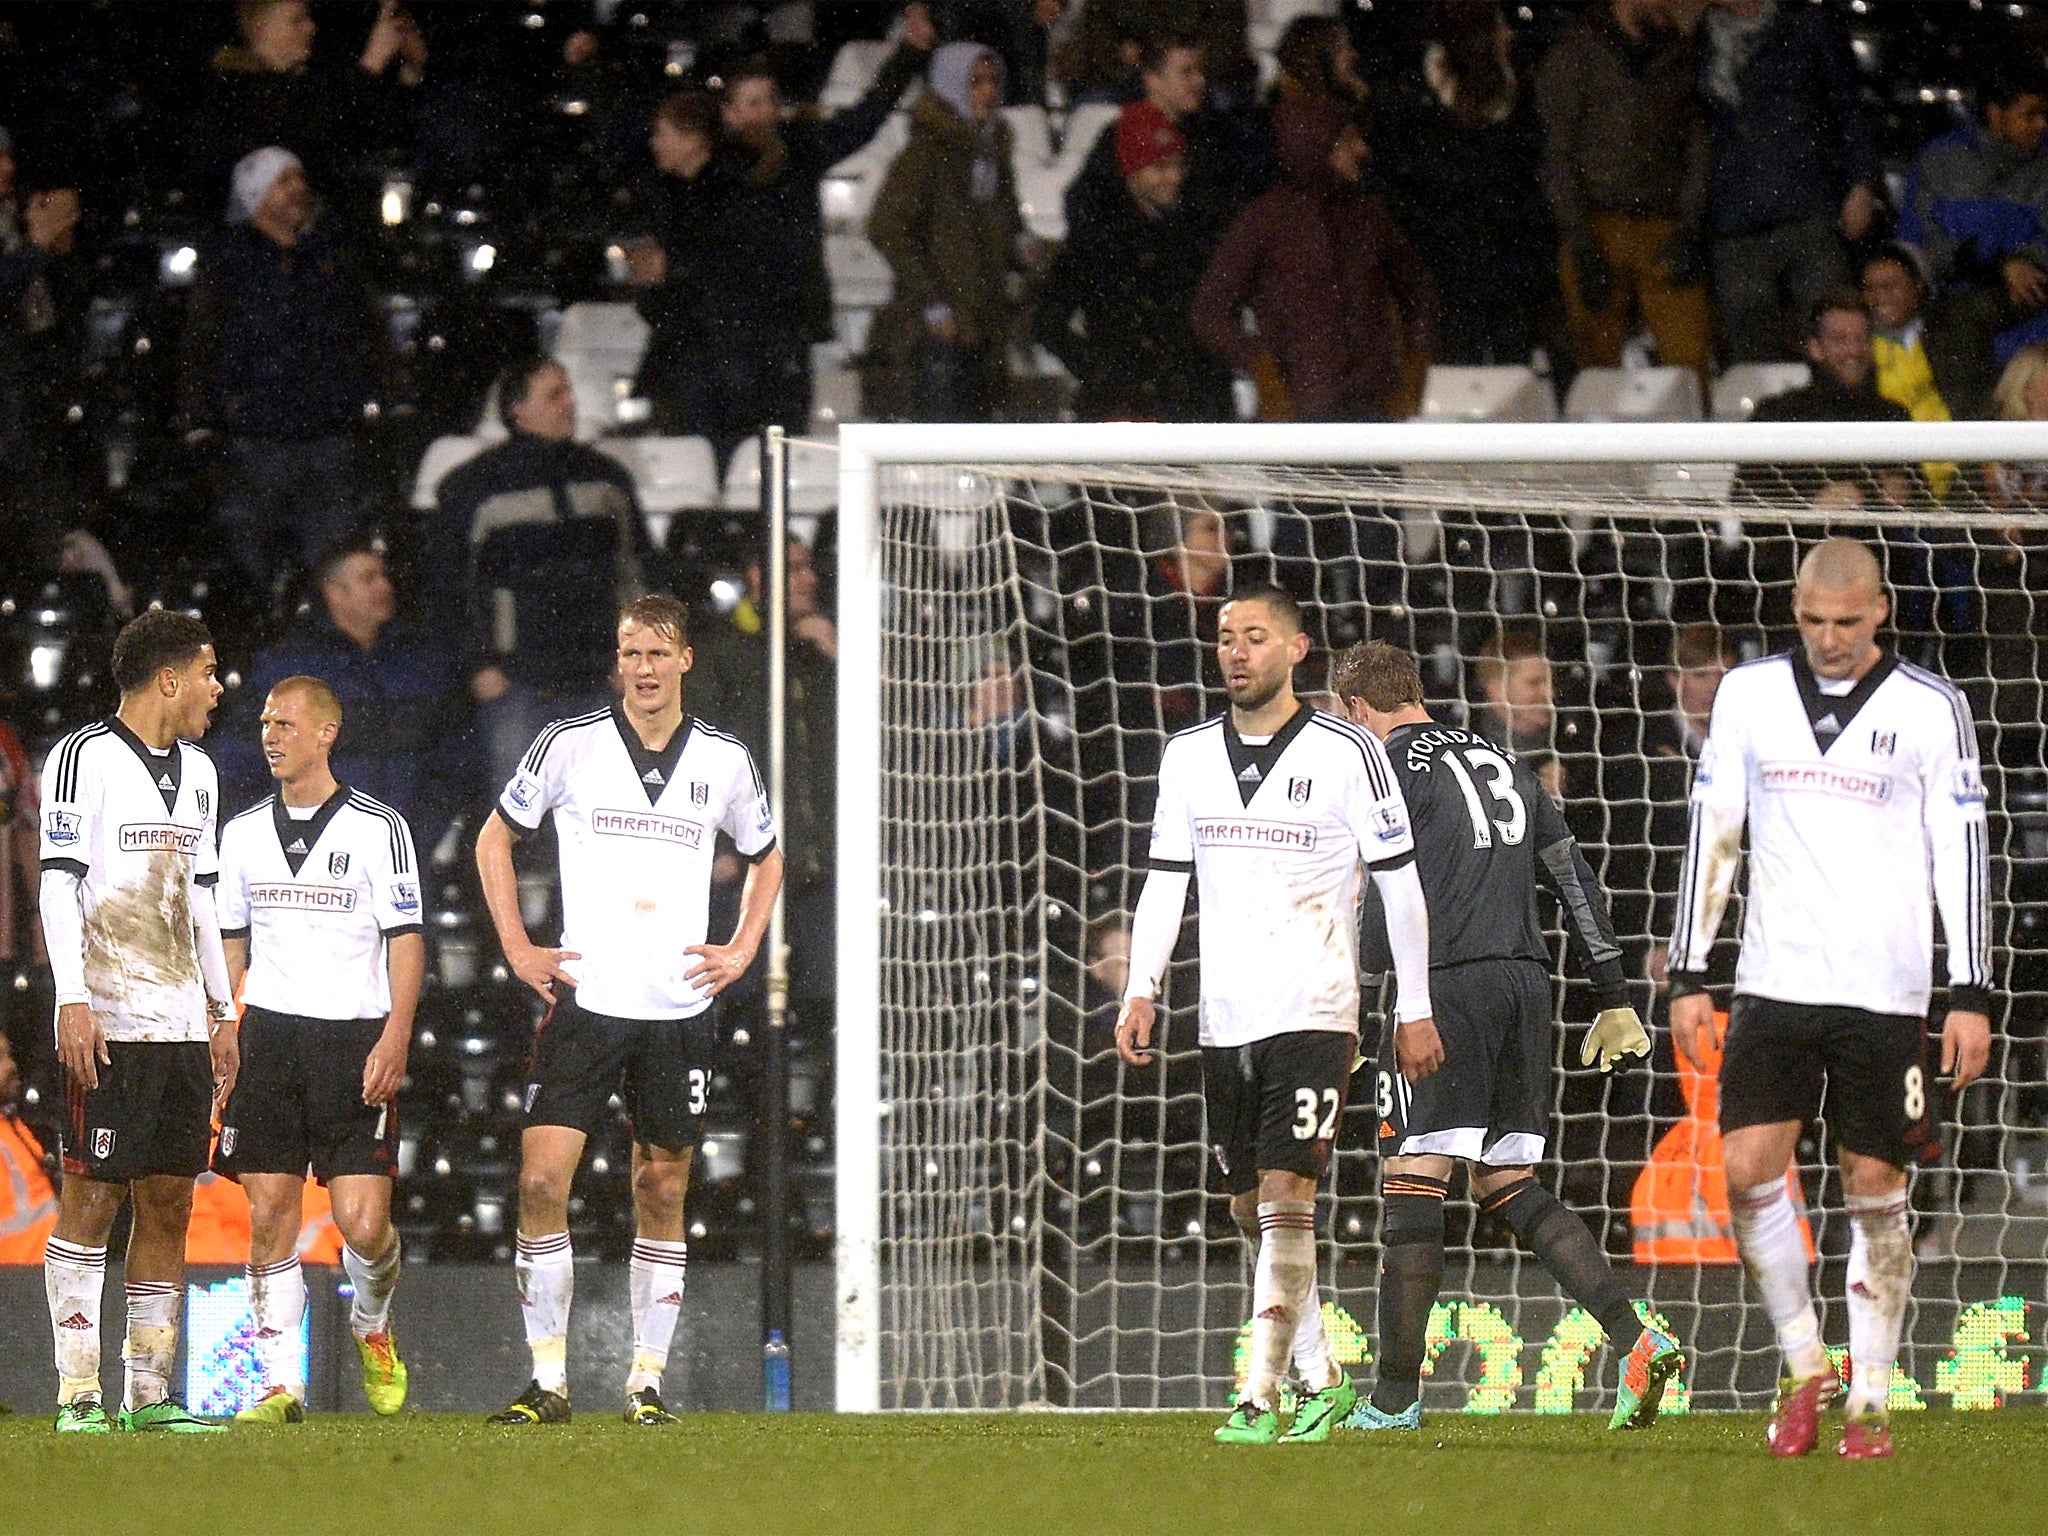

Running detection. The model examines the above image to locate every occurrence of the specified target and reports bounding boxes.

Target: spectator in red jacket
[1190,95,1436,420]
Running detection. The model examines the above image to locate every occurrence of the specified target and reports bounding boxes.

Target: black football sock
[1480,1178,1642,1349]
[1371,1173,1449,1414]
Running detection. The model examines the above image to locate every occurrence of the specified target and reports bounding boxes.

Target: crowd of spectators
[3,0,2048,1264]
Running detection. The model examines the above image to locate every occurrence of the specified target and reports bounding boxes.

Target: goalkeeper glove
[1581,1007,1650,1073]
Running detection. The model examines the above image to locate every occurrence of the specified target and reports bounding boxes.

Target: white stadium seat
[819,111,911,233]
[810,359,863,434]
[412,434,491,510]
[553,302,651,439]
[1004,104,1054,171]
[1412,365,1559,423]
[1016,163,1076,242]
[722,434,842,514]
[819,39,893,112]
[1057,103,1120,169]
[1711,361,1812,421]
[593,435,720,549]
[825,234,894,309]
[1564,365,1702,423]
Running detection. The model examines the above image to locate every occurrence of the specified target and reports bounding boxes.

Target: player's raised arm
[1920,691,1993,1091]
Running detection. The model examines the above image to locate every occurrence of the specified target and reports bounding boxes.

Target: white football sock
[1844,1189,1913,1417]
[515,1230,573,1395]
[1292,1276,1340,1391]
[1246,1201,1317,1410]
[122,1280,180,1411]
[627,1238,687,1395]
[1730,1180,1828,1380]
[44,1238,107,1404]
[342,1235,402,1337]
[246,1256,307,1399]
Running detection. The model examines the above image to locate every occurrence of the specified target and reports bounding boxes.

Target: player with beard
[1117,586,1435,1443]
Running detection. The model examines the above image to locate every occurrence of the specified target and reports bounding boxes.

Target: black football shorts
[1719,993,1939,1167]
[63,1039,213,1182]
[1201,1029,1357,1196]
[522,988,713,1150]
[216,1007,400,1182]
[1374,957,1554,1167]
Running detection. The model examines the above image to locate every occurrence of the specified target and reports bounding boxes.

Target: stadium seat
[819,39,895,112]
[825,234,894,309]
[1412,365,1559,423]
[1004,104,1054,171]
[1711,361,1812,421]
[1248,0,1339,61]
[552,302,651,439]
[721,434,842,514]
[1017,163,1076,242]
[594,435,720,548]
[834,306,876,355]
[412,434,492,509]
[1057,103,1120,167]
[1564,366,1703,422]
[810,357,863,434]
[820,111,911,234]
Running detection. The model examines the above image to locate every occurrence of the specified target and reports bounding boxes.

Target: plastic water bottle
[763,1328,792,1412]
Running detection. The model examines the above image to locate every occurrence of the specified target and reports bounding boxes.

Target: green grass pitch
[0,1409,2035,1534]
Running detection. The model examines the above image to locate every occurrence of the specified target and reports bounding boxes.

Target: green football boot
[54,1398,113,1434]
[1279,1377,1357,1444]
[118,1399,226,1433]
[1213,1399,1281,1444]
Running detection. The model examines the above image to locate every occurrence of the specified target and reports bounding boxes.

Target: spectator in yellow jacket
[1862,244,1957,498]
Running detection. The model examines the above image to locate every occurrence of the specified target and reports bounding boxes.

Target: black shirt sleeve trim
[1367,848,1417,873]
[742,837,778,866]
[381,922,426,939]
[195,871,219,888]
[1668,972,1711,1001]
[40,857,88,878]
[1949,984,1992,1017]
[219,926,251,942]
[1146,857,1194,874]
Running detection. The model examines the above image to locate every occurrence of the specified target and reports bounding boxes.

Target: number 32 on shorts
[1294,1088,1339,1141]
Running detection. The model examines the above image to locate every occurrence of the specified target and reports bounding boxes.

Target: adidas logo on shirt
[1238,764,1262,783]
[286,838,308,855]
[643,768,665,785]
[1815,712,1841,735]
[158,774,176,791]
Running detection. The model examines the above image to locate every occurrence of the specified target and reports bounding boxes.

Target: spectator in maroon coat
[1190,95,1437,420]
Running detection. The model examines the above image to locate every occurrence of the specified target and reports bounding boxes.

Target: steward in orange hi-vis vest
[1632,1013,1814,1264]
[0,1114,59,1263]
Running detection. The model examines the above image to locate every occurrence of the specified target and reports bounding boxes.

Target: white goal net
[830,422,2048,1414]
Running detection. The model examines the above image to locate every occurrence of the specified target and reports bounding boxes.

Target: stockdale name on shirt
[592,807,707,846]
[117,822,203,854]
[1758,761,1892,804]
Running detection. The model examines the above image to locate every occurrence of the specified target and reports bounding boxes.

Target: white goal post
[833,420,2048,1414]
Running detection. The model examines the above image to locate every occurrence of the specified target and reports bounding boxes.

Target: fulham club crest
[219,1126,237,1158]
[91,1127,116,1161]
[330,851,351,878]
[690,781,710,806]
[1288,776,1311,805]
[196,788,210,817]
